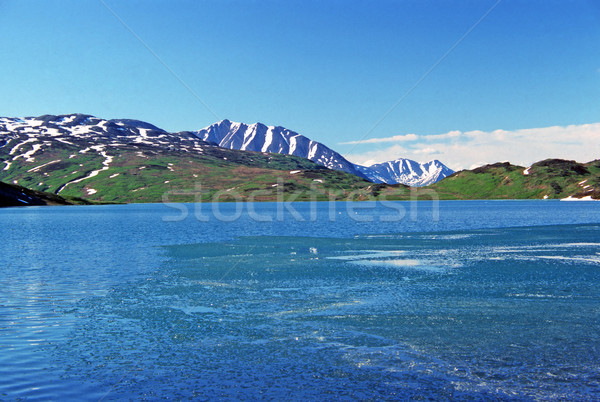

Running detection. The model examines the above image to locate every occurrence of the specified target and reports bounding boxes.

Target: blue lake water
[0,200,599,400]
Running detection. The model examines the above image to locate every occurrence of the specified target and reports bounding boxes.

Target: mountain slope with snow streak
[0,114,219,194]
[194,119,368,179]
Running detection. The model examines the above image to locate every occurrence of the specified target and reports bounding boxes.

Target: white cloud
[423,130,462,141]
[345,123,600,171]
[413,147,440,155]
[339,133,418,145]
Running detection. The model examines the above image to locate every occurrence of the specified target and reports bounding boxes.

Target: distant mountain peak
[355,158,454,187]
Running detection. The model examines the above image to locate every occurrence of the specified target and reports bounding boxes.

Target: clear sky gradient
[1,1,599,169]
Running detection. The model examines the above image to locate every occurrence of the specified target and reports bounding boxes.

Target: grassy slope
[412,160,600,200]
[0,141,401,203]
[2,137,597,203]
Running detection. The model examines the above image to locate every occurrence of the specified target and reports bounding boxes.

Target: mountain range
[0,114,384,203]
[195,119,453,186]
[0,115,451,188]
[0,114,597,205]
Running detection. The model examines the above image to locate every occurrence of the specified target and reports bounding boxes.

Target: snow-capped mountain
[194,119,368,179]
[195,119,453,186]
[355,159,454,187]
[0,114,212,163]
[0,114,222,194]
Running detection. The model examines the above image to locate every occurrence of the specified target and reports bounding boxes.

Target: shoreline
[2,196,598,210]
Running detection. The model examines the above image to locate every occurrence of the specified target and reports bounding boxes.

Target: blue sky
[1,0,599,169]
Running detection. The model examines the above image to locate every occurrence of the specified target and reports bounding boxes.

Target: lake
[1,200,599,400]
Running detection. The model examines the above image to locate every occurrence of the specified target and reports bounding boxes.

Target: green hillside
[2,144,598,203]
[0,140,392,203]
[408,159,600,200]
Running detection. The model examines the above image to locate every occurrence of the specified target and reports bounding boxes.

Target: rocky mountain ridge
[196,119,454,186]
